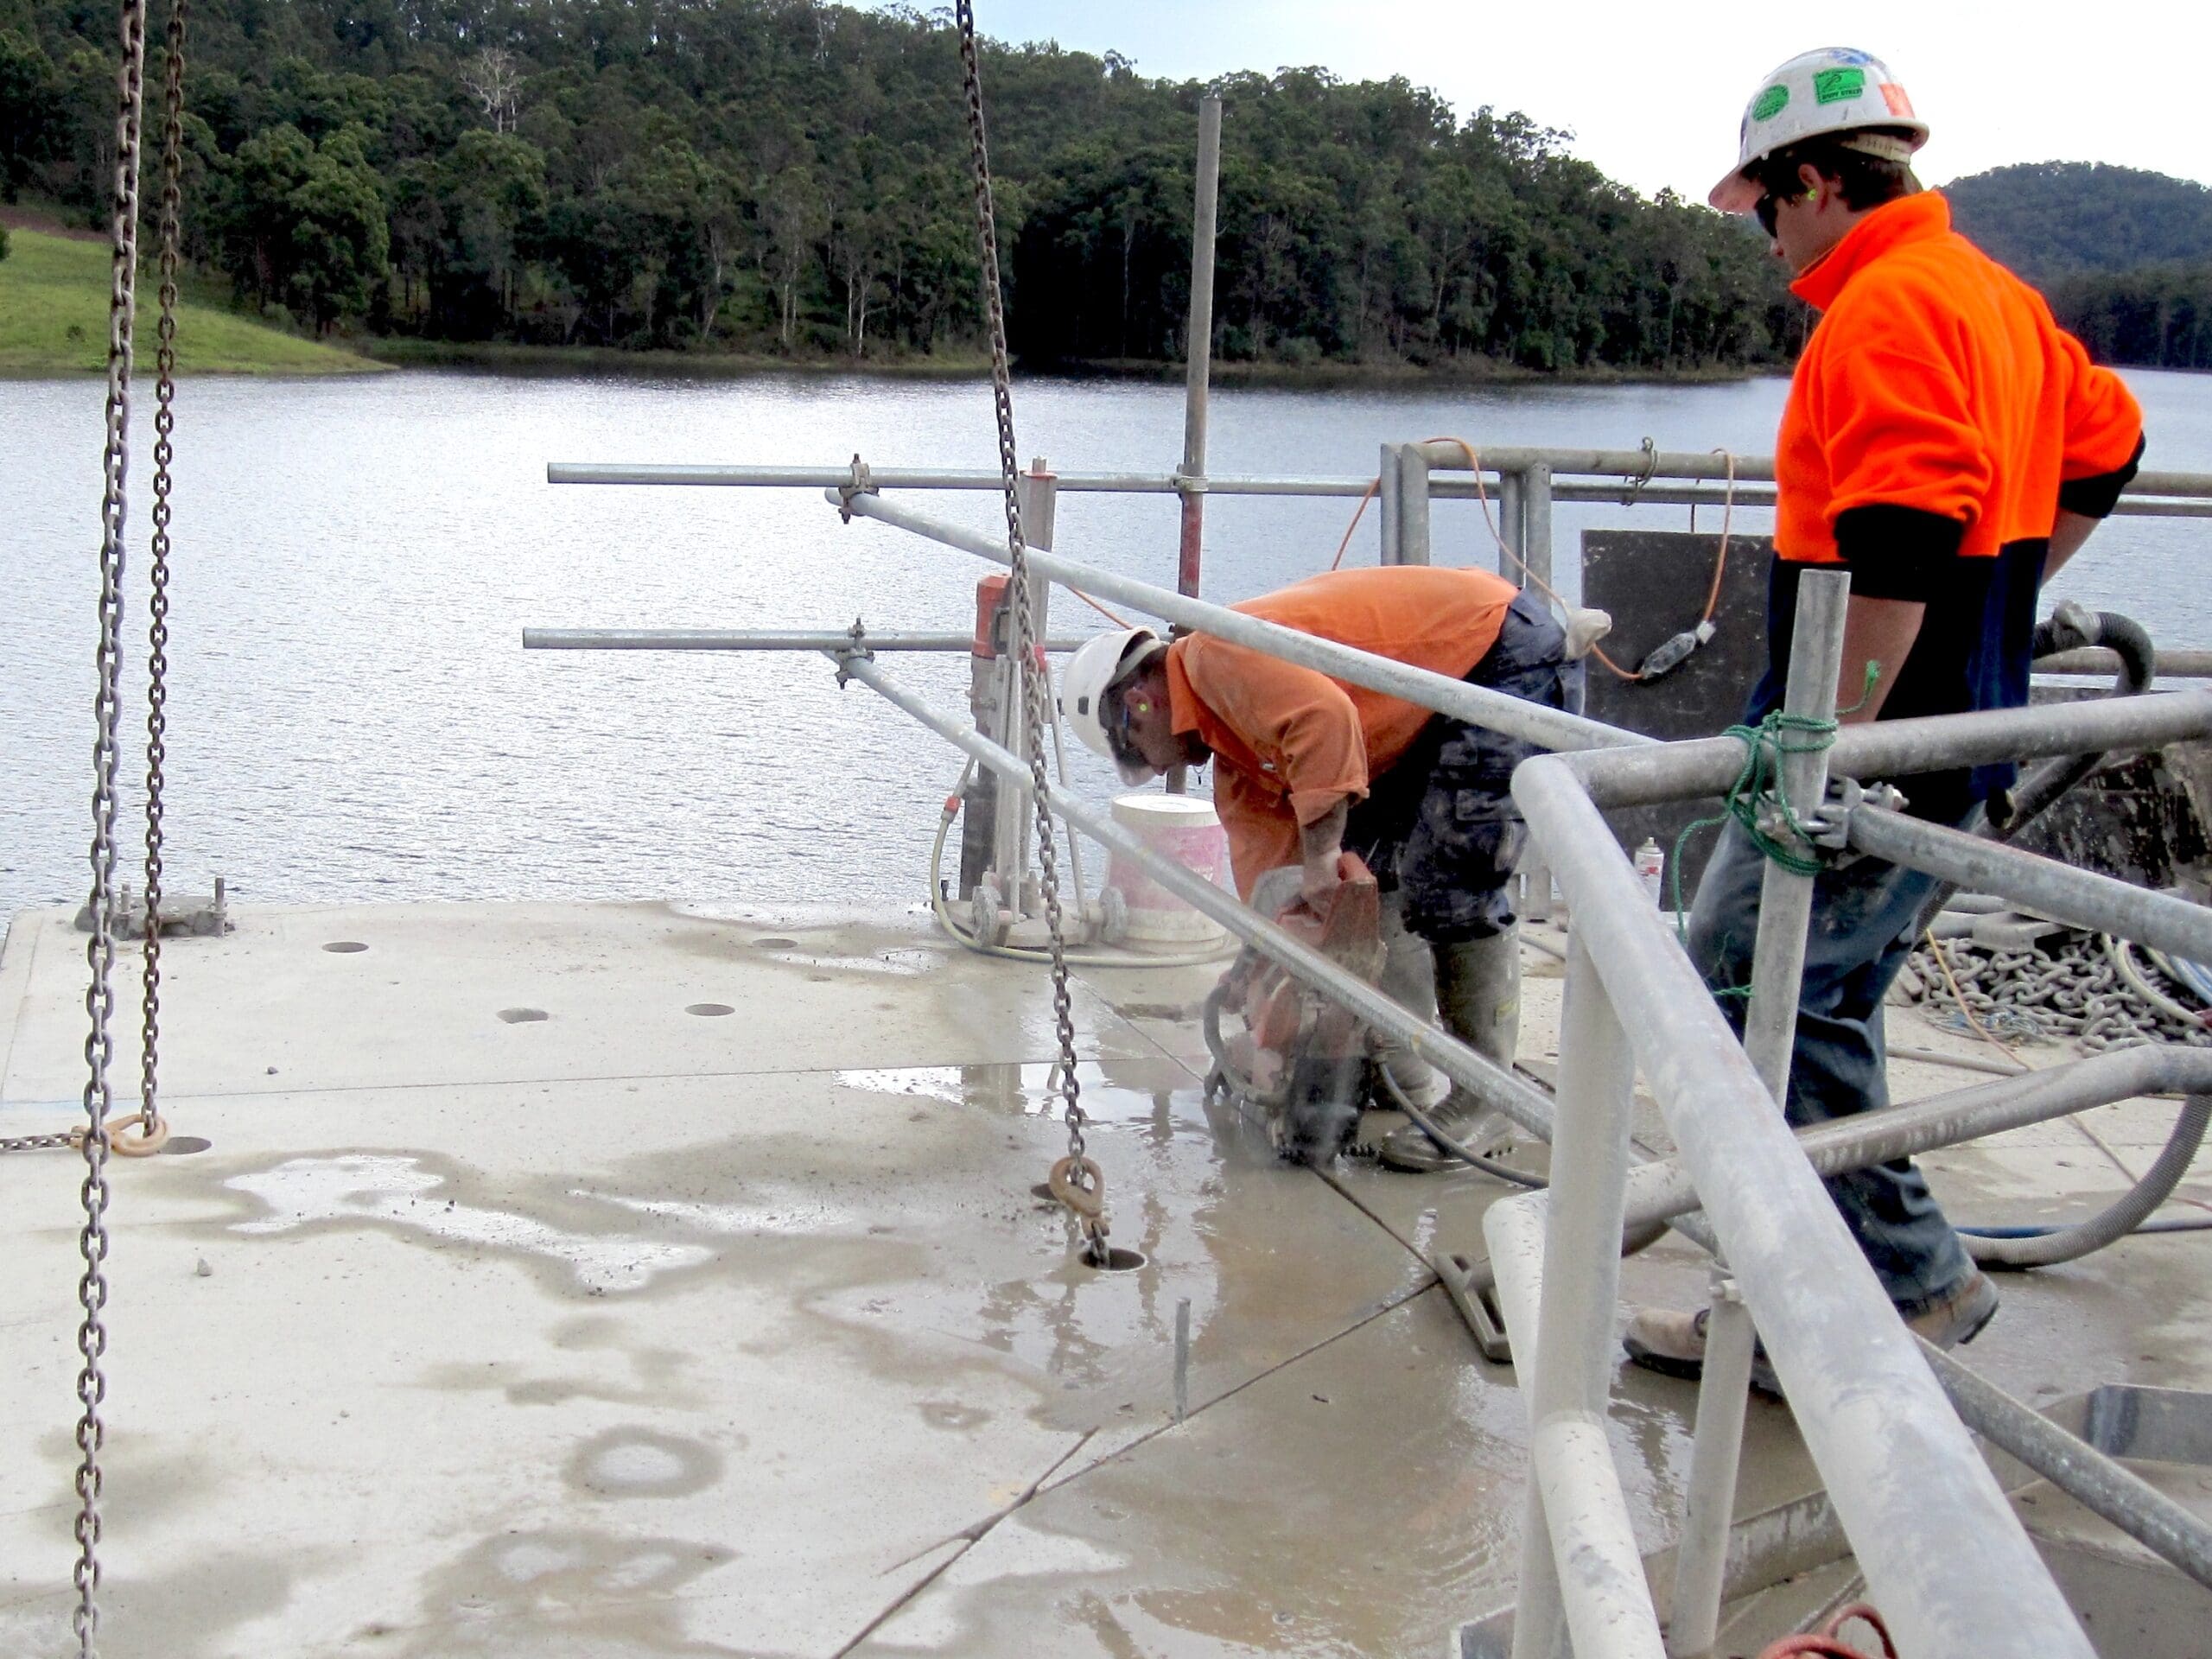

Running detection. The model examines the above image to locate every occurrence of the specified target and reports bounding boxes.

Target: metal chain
[1904,931,2212,1052]
[76,0,151,1645]
[138,0,187,1156]
[1,1129,89,1154]
[0,0,180,1171]
[952,1,1105,1259]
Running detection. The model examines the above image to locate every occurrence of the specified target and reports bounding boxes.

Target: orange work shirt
[1775,190,2141,566]
[1162,565,1517,896]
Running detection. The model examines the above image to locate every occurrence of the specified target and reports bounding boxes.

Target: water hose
[926,759,1231,969]
[1961,1215,2212,1238]
[1376,1066,1549,1189]
[1960,1094,2212,1268]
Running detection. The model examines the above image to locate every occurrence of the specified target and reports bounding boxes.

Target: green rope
[1669,663,1885,963]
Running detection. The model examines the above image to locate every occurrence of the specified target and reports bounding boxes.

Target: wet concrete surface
[2,900,2209,1656]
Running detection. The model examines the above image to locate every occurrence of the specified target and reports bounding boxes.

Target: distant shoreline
[360,336,1768,388]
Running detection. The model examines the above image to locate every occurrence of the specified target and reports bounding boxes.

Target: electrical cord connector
[1635,617,1718,680]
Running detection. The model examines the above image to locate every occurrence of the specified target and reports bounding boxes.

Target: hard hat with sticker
[1711,48,1928,214]
[1059,626,1166,785]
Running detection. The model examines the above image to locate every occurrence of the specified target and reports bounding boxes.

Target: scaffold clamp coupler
[836,454,878,523]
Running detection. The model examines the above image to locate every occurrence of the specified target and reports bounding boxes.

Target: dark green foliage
[2046,263,2212,372]
[0,26,69,198]
[1948,162,2212,283]
[1948,162,2212,368]
[3,0,1795,366]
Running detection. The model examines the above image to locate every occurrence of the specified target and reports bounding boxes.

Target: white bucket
[1103,793,1231,950]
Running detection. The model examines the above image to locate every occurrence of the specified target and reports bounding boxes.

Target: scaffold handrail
[831,489,1650,755]
[531,434,2212,1656]
[545,454,2212,507]
[817,640,2211,1659]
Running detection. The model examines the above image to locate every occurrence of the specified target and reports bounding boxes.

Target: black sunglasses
[1106,683,1145,767]
[1753,181,1814,238]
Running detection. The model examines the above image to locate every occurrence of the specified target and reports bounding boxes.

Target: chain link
[2,1130,89,1154]
[75,0,151,1646]
[1904,930,2212,1052]
[138,0,187,1159]
[952,2,1104,1258]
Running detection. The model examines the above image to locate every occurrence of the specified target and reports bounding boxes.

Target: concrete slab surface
[3,900,2209,1658]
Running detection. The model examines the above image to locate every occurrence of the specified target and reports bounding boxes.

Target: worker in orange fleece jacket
[1626,48,2145,1392]
[1059,565,1579,1170]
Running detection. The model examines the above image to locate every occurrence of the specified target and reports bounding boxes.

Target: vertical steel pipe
[1739,569,1849,1099]
[1496,469,1526,583]
[1177,93,1223,602]
[989,461,1060,907]
[1512,755,2094,1659]
[1510,936,1653,1659]
[1378,442,1403,565]
[1484,1197,1569,1659]
[1395,444,1432,566]
[1512,461,1558,922]
[1522,461,1555,594]
[1666,1276,1757,1657]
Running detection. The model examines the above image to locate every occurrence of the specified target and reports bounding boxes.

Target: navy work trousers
[1346,590,1573,944]
[1685,813,1979,1312]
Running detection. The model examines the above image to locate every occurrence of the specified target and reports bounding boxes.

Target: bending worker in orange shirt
[1626,48,2145,1390]
[1059,565,1580,1173]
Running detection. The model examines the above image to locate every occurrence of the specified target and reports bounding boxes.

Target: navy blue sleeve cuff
[2057,434,2145,519]
[1831,505,1967,603]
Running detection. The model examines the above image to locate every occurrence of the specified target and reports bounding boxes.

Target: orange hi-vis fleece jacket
[1756,190,2143,815]
[1161,565,1518,896]
[1775,190,2142,569]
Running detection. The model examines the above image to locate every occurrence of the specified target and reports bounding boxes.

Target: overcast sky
[939,3,2211,200]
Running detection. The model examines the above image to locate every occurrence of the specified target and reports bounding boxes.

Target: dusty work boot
[1377,928,1522,1173]
[1370,891,1450,1109]
[1624,1271,2000,1395]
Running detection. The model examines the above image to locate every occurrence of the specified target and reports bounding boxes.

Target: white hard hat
[1710,48,1929,214]
[1058,626,1164,785]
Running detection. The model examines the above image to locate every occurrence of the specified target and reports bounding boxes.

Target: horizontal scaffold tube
[832,491,1647,755]
[1921,1343,2212,1592]
[831,653,1559,1143]
[547,456,2212,505]
[1411,441,1775,484]
[521,628,1084,653]
[1560,690,2212,808]
[2037,646,2212,677]
[1510,752,2093,1659]
[1847,804,2212,965]
[1618,1045,2212,1229]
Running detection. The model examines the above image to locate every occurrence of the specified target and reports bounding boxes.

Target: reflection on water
[5,367,2208,916]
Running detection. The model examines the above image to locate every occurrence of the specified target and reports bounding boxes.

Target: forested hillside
[1947,163,2212,282]
[1948,162,2212,371]
[0,0,1796,372]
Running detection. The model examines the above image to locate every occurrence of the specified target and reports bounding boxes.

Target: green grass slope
[0,229,380,376]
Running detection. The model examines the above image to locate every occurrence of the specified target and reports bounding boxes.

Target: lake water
[5,367,2210,917]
